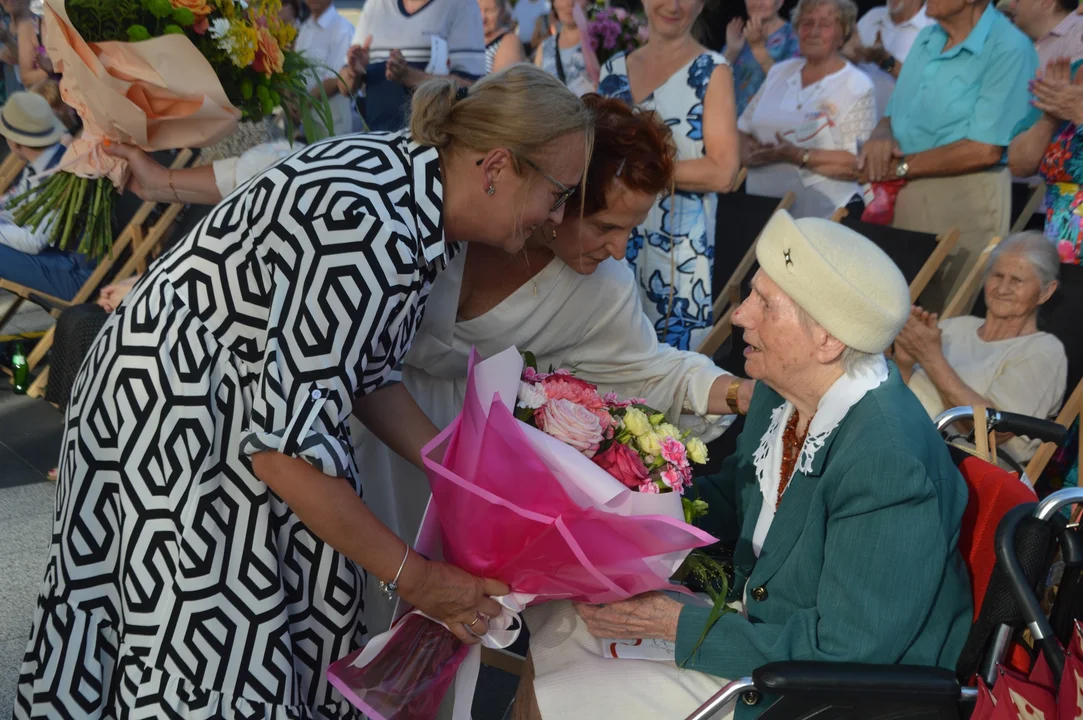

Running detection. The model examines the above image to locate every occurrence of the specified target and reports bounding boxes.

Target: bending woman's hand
[398,556,510,645]
[104,142,223,205]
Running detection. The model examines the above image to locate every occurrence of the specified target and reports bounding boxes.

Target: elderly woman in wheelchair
[512,211,973,720]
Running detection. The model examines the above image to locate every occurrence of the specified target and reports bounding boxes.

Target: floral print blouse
[1039,121,1083,265]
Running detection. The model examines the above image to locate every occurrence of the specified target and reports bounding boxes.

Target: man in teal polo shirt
[861,0,1037,182]
[857,0,1035,180]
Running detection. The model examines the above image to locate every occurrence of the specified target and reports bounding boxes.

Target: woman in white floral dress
[598,0,740,351]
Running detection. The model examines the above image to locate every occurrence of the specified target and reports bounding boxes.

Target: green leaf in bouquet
[522,351,538,371]
[514,405,536,424]
[677,550,736,668]
[240,79,254,101]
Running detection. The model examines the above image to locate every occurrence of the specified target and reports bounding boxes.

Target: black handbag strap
[552,32,567,85]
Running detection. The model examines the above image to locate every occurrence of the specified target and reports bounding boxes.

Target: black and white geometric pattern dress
[14,132,453,719]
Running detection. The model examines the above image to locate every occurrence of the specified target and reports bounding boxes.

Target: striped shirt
[350,0,486,131]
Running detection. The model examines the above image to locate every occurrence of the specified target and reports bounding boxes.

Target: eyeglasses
[476,155,577,212]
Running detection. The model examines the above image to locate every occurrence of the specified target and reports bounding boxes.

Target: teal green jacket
[675,368,972,718]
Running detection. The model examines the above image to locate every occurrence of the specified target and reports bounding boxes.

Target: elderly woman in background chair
[895,231,1067,467]
[738,0,877,219]
[480,0,525,73]
[513,211,972,720]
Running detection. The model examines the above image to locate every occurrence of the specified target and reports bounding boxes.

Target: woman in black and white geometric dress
[13,65,592,719]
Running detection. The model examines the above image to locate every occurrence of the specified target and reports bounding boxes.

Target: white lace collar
[753,356,889,507]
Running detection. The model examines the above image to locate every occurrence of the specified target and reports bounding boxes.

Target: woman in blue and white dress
[598,0,740,351]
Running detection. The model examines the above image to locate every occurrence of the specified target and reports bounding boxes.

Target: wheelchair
[685,406,1081,720]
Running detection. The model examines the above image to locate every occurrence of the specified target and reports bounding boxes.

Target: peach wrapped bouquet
[9,0,331,259]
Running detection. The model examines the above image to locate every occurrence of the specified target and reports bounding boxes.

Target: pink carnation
[523,366,549,383]
[660,437,688,467]
[593,441,650,489]
[537,398,606,457]
[542,374,605,410]
[660,467,683,492]
[639,480,660,494]
[603,392,647,409]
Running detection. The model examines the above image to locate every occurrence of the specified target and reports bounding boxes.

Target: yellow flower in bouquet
[686,437,708,465]
[270,17,297,49]
[226,20,259,67]
[656,423,683,441]
[637,430,663,457]
[622,407,651,437]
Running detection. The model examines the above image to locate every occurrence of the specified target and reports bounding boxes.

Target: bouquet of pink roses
[585,1,649,66]
[515,355,710,506]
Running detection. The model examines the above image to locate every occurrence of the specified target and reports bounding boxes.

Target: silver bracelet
[379,545,411,600]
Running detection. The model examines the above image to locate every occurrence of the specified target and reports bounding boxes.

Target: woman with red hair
[352,94,752,632]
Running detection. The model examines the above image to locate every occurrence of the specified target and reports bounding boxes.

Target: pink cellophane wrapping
[327,347,716,719]
[42,0,241,186]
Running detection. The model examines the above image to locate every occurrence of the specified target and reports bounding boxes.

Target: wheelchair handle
[935,406,1068,444]
[996,503,1064,683]
[1035,487,1083,521]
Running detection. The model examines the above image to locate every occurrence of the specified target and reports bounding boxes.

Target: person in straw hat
[0,90,92,301]
[512,210,972,720]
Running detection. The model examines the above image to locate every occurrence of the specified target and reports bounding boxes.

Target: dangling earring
[550,227,557,243]
[486,185,495,196]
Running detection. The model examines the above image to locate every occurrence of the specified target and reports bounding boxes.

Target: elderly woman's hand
[574,592,683,643]
[386,49,423,87]
[894,306,943,365]
[1030,57,1083,125]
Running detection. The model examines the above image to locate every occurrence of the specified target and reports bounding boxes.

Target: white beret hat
[755,210,911,354]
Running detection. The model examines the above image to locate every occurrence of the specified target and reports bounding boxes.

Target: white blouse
[739,58,876,218]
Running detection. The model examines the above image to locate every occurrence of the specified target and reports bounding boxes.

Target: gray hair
[986,231,1061,290]
[794,303,883,377]
[790,0,859,44]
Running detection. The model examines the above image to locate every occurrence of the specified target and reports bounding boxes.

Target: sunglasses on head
[476,154,577,212]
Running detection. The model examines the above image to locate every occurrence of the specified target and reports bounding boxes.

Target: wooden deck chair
[0,152,27,194]
[731,167,747,192]
[0,150,193,388]
[698,192,796,357]
[1010,181,1045,234]
[836,211,960,303]
[941,236,1003,320]
[1024,379,1082,485]
[0,149,194,337]
[22,198,197,398]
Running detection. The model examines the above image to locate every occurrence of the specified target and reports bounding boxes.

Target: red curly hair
[571,94,677,218]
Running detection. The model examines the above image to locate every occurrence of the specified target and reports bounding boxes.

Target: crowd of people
[0,0,1077,716]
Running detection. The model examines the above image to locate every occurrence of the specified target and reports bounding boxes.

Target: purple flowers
[585,2,647,64]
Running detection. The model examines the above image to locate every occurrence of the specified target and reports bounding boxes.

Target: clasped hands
[890,305,942,369]
[726,15,769,54]
[1030,56,1083,126]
